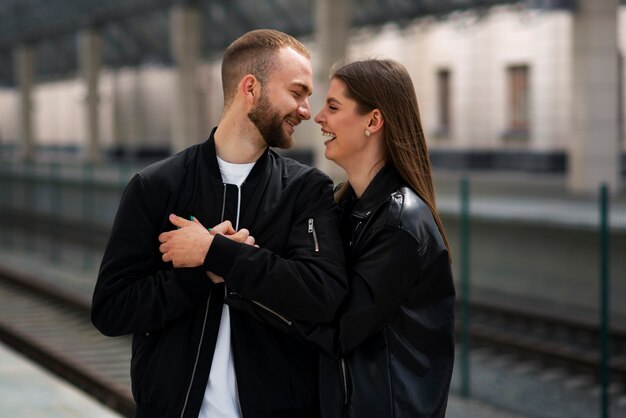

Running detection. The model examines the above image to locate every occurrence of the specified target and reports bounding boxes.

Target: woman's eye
[328,105,337,111]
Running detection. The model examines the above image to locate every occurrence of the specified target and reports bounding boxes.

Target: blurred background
[0,0,625,417]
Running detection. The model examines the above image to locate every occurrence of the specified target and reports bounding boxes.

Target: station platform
[0,342,122,418]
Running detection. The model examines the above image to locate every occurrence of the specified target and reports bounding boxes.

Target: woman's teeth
[322,132,336,140]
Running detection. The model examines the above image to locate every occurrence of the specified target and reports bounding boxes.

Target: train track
[0,265,134,418]
[464,299,626,384]
[0,265,625,418]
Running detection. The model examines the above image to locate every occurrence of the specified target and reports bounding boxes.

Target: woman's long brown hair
[332,59,451,260]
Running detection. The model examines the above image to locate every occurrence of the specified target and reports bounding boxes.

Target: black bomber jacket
[91,128,347,418]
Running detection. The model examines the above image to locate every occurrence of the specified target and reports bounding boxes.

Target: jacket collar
[349,164,403,219]
[201,126,272,186]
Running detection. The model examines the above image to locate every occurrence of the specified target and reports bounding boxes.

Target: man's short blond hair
[221,29,310,107]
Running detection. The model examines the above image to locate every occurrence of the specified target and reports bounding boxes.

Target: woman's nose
[314,109,324,124]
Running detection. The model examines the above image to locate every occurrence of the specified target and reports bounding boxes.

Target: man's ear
[367,109,384,134]
[240,74,260,105]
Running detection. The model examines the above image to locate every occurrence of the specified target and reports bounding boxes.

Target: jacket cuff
[174,267,213,299]
[203,234,241,278]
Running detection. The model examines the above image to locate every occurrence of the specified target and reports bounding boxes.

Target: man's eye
[292,91,302,98]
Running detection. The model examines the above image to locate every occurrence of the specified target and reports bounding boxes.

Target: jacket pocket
[308,218,320,252]
[131,330,160,399]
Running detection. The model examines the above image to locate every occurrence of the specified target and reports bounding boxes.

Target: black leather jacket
[289,165,456,418]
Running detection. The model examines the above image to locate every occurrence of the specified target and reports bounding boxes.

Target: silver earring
[364,129,371,137]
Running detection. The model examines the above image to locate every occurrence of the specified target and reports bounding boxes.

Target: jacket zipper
[180,179,240,416]
[180,289,212,418]
[308,218,320,252]
[251,299,293,326]
[180,183,229,418]
[349,218,365,248]
[340,357,349,404]
[220,184,227,223]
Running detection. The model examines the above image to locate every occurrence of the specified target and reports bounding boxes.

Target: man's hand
[159,214,213,268]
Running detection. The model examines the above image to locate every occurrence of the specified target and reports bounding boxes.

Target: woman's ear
[368,109,384,134]
[241,74,259,105]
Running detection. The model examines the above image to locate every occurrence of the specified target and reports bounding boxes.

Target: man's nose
[298,99,311,120]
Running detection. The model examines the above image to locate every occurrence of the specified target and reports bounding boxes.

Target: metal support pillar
[568,0,620,193]
[15,45,35,161]
[310,0,350,178]
[79,29,103,163]
[170,4,201,153]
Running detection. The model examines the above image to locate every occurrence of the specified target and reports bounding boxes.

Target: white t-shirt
[198,156,254,418]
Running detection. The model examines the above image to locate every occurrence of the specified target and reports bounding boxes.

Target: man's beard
[247,93,295,149]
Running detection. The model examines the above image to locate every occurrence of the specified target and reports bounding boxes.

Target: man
[91,29,347,418]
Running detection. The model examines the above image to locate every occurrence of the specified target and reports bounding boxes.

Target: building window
[434,68,451,139]
[504,64,530,141]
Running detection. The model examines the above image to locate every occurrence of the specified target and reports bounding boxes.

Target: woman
[308,59,456,418]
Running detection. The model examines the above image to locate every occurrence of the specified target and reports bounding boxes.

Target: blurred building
[0,1,623,189]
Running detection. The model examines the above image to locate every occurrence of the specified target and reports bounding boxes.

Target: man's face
[247,47,313,149]
[247,90,290,148]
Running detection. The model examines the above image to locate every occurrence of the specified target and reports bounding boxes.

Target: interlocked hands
[158,214,256,284]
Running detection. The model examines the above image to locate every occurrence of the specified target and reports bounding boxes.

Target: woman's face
[314,78,372,171]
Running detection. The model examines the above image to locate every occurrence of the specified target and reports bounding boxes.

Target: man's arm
[160,170,348,323]
[209,170,348,323]
[157,170,348,328]
[91,174,212,337]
